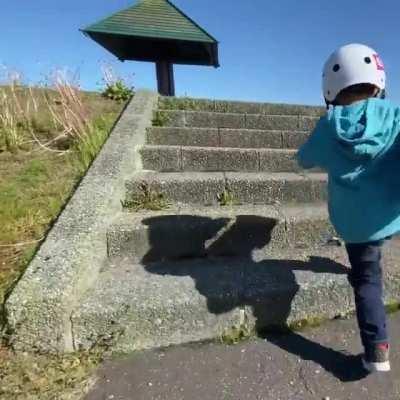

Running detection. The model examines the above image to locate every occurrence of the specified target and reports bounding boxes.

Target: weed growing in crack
[152,111,171,127]
[217,188,236,206]
[122,182,170,212]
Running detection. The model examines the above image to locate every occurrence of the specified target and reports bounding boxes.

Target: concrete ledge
[70,240,400,353]
[125,172,327,205]
[147,127,311,149]
[245,114,299,131]
[72,258,243,353]
[220,128,283,149]
[106,204,333,261]
[4,91,159,353]
[159,96,326,117]
[282,130,310,149]
[181,146,259,172]
[220,129,309,149]
[147,127,221,148]
[186,111,245,129]
[224,172,327,204]
[155,110,319,131]
[140,145,182,172]
[126,172,226,206]
[259,149,299,172]
[140,145,301,173]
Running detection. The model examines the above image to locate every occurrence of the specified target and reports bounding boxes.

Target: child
[297,43,400,373]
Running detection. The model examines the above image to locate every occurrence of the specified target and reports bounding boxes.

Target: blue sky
[2,0,400,105]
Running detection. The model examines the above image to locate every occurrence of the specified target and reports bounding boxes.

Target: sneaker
[362,343,391,372]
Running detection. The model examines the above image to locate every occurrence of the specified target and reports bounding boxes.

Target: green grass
[217,188,236,206]
[0,88,124,400]
[0,347,103,400]
[0,156,77,301]
[0,86,123,154]
[159,96,205,111]
[385,301,400,314]
[151,110,171,127]
[122,182,170,212]
[0,90,123,298]
[71,114,117,174]
[0,115,122,285]
[220,325,253,345]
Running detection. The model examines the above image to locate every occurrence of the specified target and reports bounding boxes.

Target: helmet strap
[377,89,386,99]
[324,98,331,109]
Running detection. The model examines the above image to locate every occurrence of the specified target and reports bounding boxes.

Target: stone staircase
[70,97,400,353]
[9,93,400,354]
[118,99,330,260]
[132,107,326,206]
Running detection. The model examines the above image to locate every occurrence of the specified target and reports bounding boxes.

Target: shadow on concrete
[141,215,367,382]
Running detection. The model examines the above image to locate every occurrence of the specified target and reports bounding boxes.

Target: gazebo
[81,0,219,96]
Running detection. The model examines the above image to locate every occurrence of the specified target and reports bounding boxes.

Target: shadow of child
[141,214,366,381]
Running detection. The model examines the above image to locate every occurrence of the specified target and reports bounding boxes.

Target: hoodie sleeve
[297,117,328,170]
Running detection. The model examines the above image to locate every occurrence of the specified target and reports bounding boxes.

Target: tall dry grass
[44,71,112,172]
[0,72,34,153]
[0,69,115,172]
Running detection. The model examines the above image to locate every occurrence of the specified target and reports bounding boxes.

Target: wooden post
[156,61,175,96]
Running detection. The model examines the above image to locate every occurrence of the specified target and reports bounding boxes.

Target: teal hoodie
[297,98,400,243]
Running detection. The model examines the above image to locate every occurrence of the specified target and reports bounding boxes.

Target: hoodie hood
[297,97,400,243]
[327,98,399,161]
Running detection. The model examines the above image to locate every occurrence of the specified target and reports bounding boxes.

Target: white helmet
[322,43,386,103]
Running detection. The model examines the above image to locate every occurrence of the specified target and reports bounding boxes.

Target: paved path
[86,312,400,400]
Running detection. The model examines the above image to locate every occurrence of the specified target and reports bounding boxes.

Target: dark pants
[346,241,388,350]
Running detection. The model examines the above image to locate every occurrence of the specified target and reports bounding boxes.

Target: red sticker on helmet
[373,54,385,71]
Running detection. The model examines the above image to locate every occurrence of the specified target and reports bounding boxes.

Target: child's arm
[297,118,328,170]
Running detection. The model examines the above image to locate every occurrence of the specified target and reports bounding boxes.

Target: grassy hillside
[0,85,124,300]
[0,84,126,399]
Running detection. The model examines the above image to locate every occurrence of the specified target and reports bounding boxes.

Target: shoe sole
[362,357,391,372]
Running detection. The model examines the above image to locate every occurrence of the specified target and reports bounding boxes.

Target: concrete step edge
[141,144,298,153]
[157,109,321,118]
[70,241,400,353]
[125,172,327,206]
[106,204,333,261]
[158,96,325,116]
[148,126,310,134]
[113,202,329,222]
[153,110,318,130]
[127,171,327,181]
[146,127,311,149]
[140,145,301,173]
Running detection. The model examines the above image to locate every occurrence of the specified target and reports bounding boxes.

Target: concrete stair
[158,96,326,116]
[154,109,319,131]
[10,93,399,355]
[72,249,353,353]
[72,243,400,353]
[140,145,303,172]
[106,204,332,261]
[69,96,400,353]
[125,172,327,205]
[146,127,310,149]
